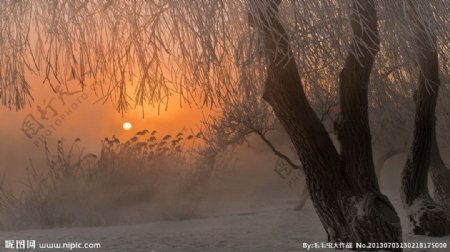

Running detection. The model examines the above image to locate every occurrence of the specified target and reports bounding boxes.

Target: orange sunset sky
[0,74,210,186]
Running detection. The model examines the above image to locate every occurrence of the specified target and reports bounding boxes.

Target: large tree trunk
[250,0,401,247]
[401,1,450,237]
[430,130,450,209]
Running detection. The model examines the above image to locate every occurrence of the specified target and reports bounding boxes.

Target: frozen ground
[1,191,449,252]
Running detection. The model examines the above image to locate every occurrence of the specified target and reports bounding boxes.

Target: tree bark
[401,1,450,237]
[430,129,450,209]
[250,0,401,247]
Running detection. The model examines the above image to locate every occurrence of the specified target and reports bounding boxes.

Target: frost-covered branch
[1,0,449,114]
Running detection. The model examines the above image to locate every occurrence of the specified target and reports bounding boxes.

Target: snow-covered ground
[1,190,449,252]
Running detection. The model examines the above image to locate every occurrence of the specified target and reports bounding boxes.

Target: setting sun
[122,122,132,131]
[2,0,450,248]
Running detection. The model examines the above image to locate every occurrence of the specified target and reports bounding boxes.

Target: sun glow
[123,122,132,131]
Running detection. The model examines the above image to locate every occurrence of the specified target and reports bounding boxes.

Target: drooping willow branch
[0,0,449,114]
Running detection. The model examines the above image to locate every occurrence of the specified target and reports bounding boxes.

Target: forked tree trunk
[401,2,450,237]
[430,130,450,209]
[250,0,401,247]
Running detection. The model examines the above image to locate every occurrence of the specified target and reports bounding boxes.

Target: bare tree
[429,81,450,209]
[2,0,450,245]
[400,1,450,236]
[248,0,401,244]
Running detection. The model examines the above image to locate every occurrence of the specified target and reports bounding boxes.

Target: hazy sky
[0,77,207,187]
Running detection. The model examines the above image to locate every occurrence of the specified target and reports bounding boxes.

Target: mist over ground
[1,0,450,250]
